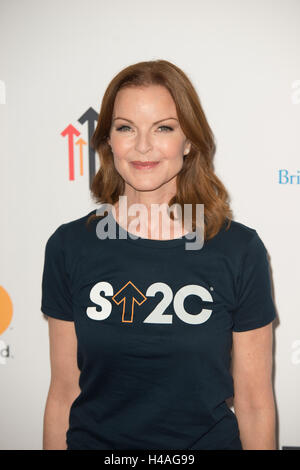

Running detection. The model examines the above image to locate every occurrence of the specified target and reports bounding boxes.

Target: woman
[41,60,277,450]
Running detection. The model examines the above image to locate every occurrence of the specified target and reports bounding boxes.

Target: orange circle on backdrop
[0,286,13,335]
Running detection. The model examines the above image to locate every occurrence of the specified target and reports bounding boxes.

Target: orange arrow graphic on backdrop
[112,281,147,323]
[75,138,87,176]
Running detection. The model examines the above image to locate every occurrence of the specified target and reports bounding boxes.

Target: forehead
[113,85,177,118]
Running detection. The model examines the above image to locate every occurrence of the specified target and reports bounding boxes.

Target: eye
[115,125,174,133]
[116,125,131,132]
[158,126,173,132]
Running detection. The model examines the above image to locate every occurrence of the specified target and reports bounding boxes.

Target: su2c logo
[86,281,214,325]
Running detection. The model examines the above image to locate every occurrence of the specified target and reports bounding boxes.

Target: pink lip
[131,161,160,169]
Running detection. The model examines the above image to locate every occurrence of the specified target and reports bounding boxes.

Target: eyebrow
[112,117,178,125]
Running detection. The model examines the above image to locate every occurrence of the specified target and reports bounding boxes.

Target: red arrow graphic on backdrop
[61,124,81,180]
[112,281,147,323]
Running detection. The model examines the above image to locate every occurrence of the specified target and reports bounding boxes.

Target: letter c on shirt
[173,284,213,325]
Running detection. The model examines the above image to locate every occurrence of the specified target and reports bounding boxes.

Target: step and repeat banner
[0,0,299,450]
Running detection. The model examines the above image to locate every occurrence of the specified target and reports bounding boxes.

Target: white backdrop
[1,0,299,450]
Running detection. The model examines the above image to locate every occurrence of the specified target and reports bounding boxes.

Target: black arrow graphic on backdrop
[78,107,99,189]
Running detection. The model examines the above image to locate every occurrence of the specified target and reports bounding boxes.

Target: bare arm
[43,316,81,450]
[232,322,276,450]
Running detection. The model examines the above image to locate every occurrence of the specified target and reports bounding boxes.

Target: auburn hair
[86,59,233,241]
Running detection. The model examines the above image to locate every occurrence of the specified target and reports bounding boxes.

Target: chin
[127,178,165,192]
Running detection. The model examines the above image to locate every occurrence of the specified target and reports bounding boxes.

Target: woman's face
[107,85,191,193]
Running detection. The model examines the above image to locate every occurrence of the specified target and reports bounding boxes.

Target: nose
[134,131,153,154]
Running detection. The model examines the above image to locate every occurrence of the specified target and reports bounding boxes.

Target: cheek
[111,145,132,171]
[159,138,185,158]
[113,154,127,175]
[111,134,185,160]
[111,139,130,157]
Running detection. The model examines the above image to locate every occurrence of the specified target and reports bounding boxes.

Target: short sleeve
[232,231,277,332]
[40,225,74,321]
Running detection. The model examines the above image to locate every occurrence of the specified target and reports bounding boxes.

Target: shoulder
[46,210,97,248]
[207,218,267,264]
[212,218,258,247]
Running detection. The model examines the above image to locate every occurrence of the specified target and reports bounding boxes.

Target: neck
[112,183,188,240]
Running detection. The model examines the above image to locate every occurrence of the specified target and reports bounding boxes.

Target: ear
[184,140,191,156]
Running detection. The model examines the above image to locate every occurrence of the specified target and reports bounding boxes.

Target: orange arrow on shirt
[112,281,147,323]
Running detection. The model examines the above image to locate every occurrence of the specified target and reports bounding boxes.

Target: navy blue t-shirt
[40,209,277,450]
